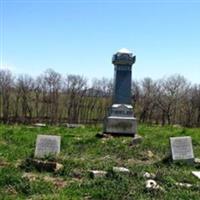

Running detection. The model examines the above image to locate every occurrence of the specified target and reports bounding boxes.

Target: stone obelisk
[104,48,137,136]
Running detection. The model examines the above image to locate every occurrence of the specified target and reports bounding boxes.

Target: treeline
[0,69,200,127]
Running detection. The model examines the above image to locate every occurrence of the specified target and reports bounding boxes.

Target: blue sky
[1,0,200,83]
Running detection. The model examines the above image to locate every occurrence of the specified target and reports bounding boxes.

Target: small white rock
[147,151,154,158]
[146,179,160,190]
[143,172,156,179]
[175,182,193,188]
[173,124,182,128]
[143,172,151,178]
[194,158,200,164]
[113,167,130,173]
[192,171,200,179]
[90,170,107,178]
[34,123,46,127]
[55,163,64,172]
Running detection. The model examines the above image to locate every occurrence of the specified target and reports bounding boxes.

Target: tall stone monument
[104,48,137,136]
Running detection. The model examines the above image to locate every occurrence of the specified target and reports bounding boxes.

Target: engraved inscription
[35,135,61,158]
[170,136,194,161]
[111,121,132,130]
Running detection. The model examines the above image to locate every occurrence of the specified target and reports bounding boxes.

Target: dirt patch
[22,172,38,181]
[22,172,68,189]
[0,159,10,167]
[5,185,18,195]
[43,176,68,188]
[0,140,7,145]
[127,158,158,165]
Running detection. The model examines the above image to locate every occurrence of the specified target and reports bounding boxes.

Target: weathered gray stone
[35,135,61,158]
[170,136,194,162]
[105,115,137,135]
[112,48,135,105]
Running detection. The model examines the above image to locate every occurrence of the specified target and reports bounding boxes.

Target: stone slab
[104,116,137,135]
[170,136,194,162]
[34,135,61,158]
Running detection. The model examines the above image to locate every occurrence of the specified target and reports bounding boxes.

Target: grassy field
[0,124,200,200]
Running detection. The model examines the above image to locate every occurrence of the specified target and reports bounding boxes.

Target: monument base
[103,104,137,136]
[104,116,137,136]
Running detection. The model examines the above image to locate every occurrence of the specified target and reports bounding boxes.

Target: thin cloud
[0,64,16,72]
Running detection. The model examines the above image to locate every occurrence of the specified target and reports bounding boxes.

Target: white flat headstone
[35,135,61,158]
[170,136,194,162]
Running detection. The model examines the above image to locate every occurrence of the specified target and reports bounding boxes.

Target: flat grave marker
[170,136,194,162]
[35,135,61,158]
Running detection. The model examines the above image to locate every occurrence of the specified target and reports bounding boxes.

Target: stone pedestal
[104,48,137,136]
[104,104,137,136]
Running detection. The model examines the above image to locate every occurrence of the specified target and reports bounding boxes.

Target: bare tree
[64,74,88,123]
[83,78,112,123]
[14,75,35,122]
[137,78,159,123]
[43,69,62,123]
[184,84,200,127]
[0,70,14,123]
[0,68,200,127]
[157,75,189,125]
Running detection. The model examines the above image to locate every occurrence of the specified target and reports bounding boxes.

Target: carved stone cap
[110,104,134,117]
[112,104,133,109]
[117,48,132,55]
[112,48,136,65]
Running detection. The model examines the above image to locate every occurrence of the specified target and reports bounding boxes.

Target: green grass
[0,124,200,200]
